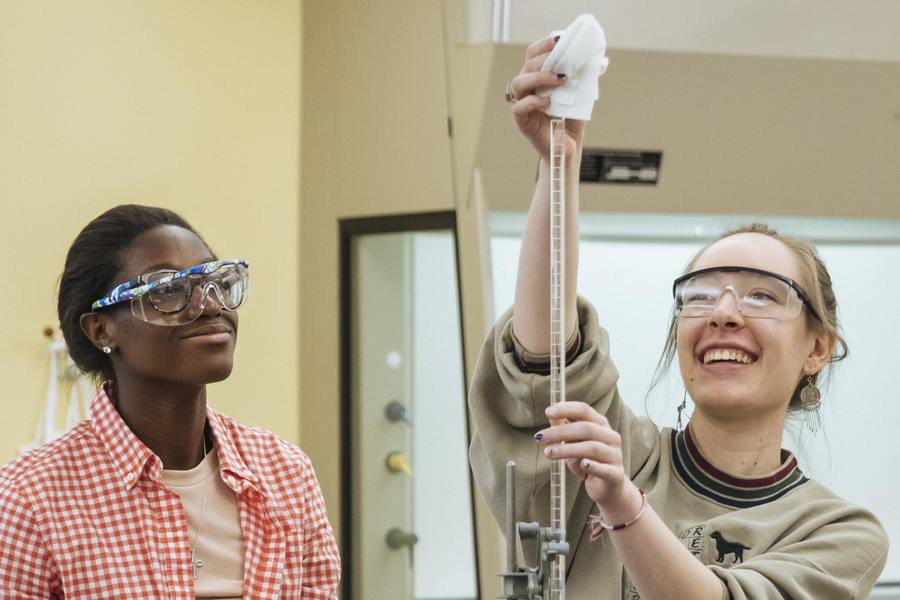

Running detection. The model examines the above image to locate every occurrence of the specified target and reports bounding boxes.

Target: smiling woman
[657,225,846,430]
[0,205,340,599]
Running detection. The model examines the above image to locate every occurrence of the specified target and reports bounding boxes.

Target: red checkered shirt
[0,386,341,599]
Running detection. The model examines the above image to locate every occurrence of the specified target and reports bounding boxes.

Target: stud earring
[102,345,112,355]
[800,376,822,434]
[676,389,689,433]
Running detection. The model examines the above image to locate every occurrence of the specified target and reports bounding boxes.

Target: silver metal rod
[505,460,516,572]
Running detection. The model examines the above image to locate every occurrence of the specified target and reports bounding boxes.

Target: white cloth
[540,14,610,121]
[20,338,90,454]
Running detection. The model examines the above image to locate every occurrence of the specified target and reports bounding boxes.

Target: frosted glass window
[490,212,900,584]
[412,233,478,600]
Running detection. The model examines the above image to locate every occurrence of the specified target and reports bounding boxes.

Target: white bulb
[386,351,402,370]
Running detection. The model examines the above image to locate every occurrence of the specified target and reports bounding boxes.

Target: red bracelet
[589,490,647,542]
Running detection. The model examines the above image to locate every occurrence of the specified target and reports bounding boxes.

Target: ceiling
[466,0,900,63]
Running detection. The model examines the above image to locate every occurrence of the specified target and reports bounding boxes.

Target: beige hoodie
[468,298,888,599]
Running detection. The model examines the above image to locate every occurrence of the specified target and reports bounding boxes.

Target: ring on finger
[504,82,518,104]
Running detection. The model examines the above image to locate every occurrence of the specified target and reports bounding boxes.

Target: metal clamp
[499,462,569,600]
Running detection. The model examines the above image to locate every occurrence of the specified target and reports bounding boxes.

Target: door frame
[338,210,481,600]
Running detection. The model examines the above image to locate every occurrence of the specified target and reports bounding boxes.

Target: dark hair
[649,222,847,412]
[58,205,208,381]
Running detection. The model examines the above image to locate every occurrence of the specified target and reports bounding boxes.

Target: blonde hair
[650,223,847,411]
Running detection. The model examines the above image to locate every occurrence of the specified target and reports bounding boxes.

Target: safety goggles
[672,266,819,321]
[91,259,250,326]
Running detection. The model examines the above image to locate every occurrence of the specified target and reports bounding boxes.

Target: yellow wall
[0,1,303,460]
[300,0,453,519]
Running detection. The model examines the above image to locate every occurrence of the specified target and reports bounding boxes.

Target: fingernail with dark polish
[533,432,543,441]
[557,73,567,80]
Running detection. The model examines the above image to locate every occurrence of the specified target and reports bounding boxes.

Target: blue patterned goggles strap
[92,259,249,310]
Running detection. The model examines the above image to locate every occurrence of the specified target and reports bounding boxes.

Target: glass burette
[548,117,567,600]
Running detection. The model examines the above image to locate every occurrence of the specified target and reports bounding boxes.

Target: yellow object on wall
[0,1,303,460]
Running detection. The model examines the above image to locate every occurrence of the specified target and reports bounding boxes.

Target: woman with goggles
[469,35,887,600]
[0,205,340,598]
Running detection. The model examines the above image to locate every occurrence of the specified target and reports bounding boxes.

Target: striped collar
[670,423,808,509]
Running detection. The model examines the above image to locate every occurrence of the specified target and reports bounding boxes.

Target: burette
[547,117,568,600]
[498,13,608,600]
[497,124,572,600]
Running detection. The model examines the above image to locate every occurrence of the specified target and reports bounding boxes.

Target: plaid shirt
[0,386,341,599]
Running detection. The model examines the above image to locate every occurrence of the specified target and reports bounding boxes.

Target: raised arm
[468,36,655,530]
[509,36,582,354]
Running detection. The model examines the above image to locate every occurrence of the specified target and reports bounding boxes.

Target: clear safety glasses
[672,266,819,321]
[91,259,250,326]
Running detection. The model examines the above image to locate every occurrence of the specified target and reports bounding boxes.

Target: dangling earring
[800,376,822,434]
[676,389,688,433]
[101,345,112,355]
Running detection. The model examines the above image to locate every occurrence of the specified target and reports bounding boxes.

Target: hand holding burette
[500,14,610,600]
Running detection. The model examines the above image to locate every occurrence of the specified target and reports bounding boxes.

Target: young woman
[0,205,340,599]
[468,37,888,599]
